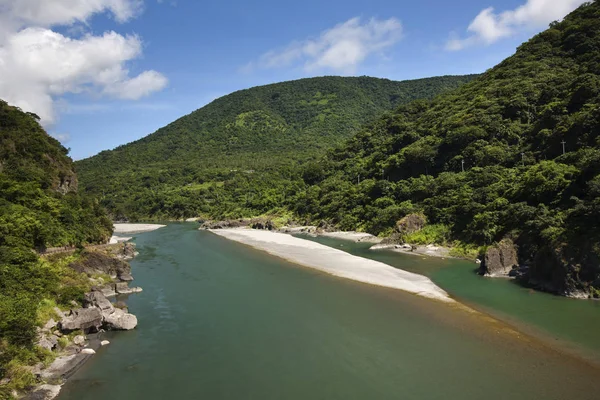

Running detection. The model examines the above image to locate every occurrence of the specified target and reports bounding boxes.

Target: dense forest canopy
[290,1,600,295]
[0,101,113,390]
[75,75,477,219]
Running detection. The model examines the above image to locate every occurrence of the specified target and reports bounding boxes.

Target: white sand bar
[113,223,166,234]
[211,228,453,303]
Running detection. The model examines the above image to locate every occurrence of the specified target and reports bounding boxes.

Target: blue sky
[0,0,587,159]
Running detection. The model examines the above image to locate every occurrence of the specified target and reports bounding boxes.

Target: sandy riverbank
[210,228,453,302]
[113,223,166,234]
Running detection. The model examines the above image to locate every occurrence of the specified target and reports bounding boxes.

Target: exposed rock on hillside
[480,239,519,277]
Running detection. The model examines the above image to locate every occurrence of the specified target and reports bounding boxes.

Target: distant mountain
[292,1,600,296]
[75,75,478,219]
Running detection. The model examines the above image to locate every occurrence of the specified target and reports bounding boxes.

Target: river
[59,224,600,399]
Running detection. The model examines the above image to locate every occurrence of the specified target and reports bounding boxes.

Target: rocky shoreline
[23,242,142,400]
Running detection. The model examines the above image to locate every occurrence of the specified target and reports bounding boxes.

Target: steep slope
[292,1,600,296]
[0,100,113,392]
[75,75,477,219]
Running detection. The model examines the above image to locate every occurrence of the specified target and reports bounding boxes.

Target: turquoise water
[298,235,600,362]
[58,224,600,399]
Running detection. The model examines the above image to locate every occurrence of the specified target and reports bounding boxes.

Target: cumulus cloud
[0,0,167,125]
[446,0,588,51]
[245,17,402,74]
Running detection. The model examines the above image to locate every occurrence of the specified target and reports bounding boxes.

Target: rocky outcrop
[69,251,132,281]
[395,213,426,235]
[517,242,599,298]
[59,308,103,333]
[250,218,275,230]
[480,239,519,277]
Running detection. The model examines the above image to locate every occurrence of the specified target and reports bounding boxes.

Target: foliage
[0,101,112,386]
[291,2,600,292]
[75,75,478,220]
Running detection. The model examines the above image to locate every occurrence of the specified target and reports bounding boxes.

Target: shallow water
[299,235,600,363]
[59,224,600,399]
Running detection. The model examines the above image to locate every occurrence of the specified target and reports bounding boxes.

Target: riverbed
[58,224,600,399]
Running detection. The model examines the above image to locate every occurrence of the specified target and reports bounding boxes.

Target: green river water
[59,224,600,399]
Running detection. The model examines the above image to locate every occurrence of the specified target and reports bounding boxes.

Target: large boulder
[395,213,426,235]
[103,308,137,330]
[83,291,114,313]
[481,239,519,277]
[59,308,103,333]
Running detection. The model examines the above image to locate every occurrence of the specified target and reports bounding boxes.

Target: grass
[36,299,60,328]
[449,242,486,261]
[402,224,450,245]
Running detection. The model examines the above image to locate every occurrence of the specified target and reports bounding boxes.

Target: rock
[37,334,58,351]
[120,243,136,260]
[103,308,138,330]
[80,348,96,355]
[250,218,275,230]
[29,384,62,400]
[69,251,132,282]
[42,318,57,332]
[100,340,110,346]
[395,213,426,235]
[481,239,519,277]
[59,307,103,333]
[84,291,114,313]
[100,285,117,298]
[115,282,133,294]
[118,271,134,281]
[72,335,85,346]
[52,330,63,337]
[39,354,78,380]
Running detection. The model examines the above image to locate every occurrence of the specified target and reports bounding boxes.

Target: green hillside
[0,100,112,392]
[75,75,477,219]
[292,2,600,296]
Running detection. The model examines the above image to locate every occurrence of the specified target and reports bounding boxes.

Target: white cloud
[246,17,403,74]
[446,0,588,51]
[52,133,71,143]
[0,0,167,125]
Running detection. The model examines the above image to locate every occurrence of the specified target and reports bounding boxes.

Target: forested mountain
[292,2,600,295]
[0,101,112,392]
[75,75,477,219]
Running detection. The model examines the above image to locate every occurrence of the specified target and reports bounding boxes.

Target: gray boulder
[84,291,114,313]
[37,334,58,351]
[104,308,137,330]
[59,308,103,333]
[481,239,519,277]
